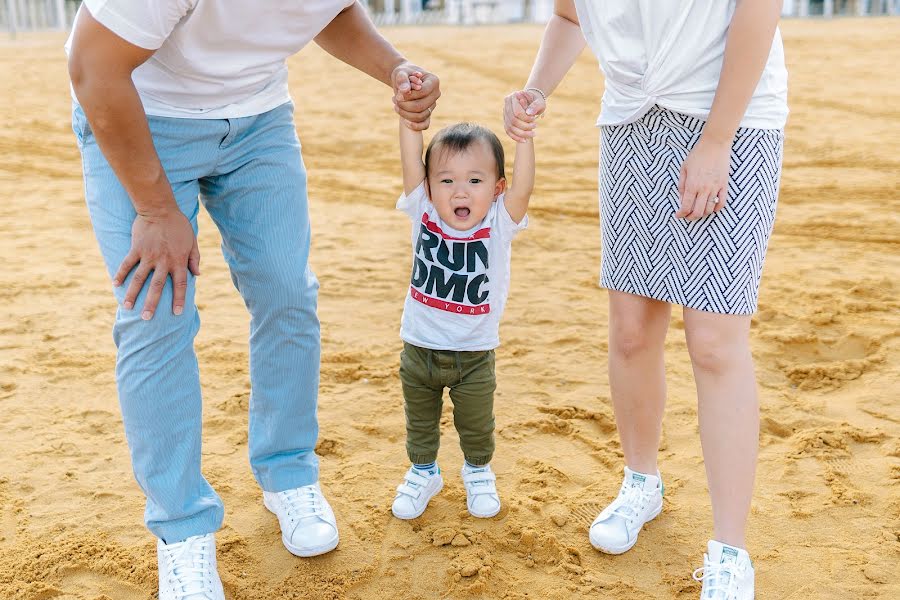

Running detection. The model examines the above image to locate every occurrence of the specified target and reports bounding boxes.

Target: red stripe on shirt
[410,286,491,315]
[421,213,491,241]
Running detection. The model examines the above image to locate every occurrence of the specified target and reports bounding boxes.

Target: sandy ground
[1,19,899,600]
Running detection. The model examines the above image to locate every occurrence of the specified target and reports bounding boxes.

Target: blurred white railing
[362,0,553,25]
[1,0,77,35]
[2,0,898,36]
[782,0,900,15]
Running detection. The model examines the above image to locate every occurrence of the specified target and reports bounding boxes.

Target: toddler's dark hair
[425,122,505,180]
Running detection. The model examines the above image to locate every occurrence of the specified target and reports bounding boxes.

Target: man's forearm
[73,75,177,217]
[314,1,405,87]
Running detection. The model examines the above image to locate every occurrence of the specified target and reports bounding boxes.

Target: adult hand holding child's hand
[504,89,545,143]
[392,63,440,130]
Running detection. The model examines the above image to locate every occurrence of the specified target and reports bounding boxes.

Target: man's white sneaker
[157,533,225,600]
[693,540,755,600]
[263,482,339,557]
[589,466,663,554]
[461,463,501,518]
[392,465,444,519]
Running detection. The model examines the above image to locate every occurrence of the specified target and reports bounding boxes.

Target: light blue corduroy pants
[73,102,320,543]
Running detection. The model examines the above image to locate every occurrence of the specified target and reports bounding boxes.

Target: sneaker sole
[280,532,339,558]
[467,503,501,519]
[263,497,340,558]
[392,478,444,520]
[589,501,663,555]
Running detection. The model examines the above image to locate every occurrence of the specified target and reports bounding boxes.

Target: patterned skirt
[599,105,784,314]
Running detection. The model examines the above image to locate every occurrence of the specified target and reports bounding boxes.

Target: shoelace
[160,536,215,600]
[693,561,746,599]
[279,486,325,522]
[610,484,652,522]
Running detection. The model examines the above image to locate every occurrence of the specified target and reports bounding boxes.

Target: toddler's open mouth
[454,207,470,219]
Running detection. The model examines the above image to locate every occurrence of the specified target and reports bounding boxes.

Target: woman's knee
[685,316,751,375]
[608,293,669,361]
[609,315,664,360]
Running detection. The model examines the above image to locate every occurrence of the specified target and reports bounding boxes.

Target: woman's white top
[573,0,789,129]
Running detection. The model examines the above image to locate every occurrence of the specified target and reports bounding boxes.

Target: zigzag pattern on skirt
[599,106,784,315]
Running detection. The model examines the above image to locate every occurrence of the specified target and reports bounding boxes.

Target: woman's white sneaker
[157,533,225,600]
[589,466,663,554]
[263,482,340,557]
[462,463,501,518]
[392,465,444,519]
[693,540,755,599]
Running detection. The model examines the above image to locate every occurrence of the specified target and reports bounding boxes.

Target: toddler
[391,83,534,520]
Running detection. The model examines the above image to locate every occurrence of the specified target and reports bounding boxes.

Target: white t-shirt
[573,0,789,129]
[397,182,527,352]
[65,0,354,119]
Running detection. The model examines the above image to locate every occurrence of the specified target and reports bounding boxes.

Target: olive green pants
[399,342,496,466]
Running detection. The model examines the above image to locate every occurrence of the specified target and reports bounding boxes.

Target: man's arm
[314,1,440,131]
[68,8,199,319]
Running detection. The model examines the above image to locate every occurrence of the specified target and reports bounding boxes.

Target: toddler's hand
[408,72,424,93]
[400,72,426,130]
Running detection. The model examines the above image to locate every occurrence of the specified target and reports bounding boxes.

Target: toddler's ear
[494,178,507,198]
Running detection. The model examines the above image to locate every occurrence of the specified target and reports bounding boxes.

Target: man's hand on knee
[114,210,200,320]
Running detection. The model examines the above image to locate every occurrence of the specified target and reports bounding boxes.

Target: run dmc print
[397,182,526,351]
[411,213,492,315]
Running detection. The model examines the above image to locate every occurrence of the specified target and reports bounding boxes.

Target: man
[66,1,439,597]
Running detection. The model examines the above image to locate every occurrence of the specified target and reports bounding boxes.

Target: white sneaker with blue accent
[693,540,755,599]
[589,466,663,554]
[157,533,225,600]
[462,463,501,518]
[263,482,340,557]
[392,465,444,519]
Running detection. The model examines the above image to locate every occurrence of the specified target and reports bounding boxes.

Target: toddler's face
[427,140,506,230]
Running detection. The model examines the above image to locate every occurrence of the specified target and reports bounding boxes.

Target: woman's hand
[503,89,546,142]
[676,137,731,220]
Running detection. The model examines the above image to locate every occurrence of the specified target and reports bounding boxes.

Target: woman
[504,1,787,598]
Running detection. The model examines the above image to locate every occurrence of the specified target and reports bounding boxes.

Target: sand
[1,18,898,600]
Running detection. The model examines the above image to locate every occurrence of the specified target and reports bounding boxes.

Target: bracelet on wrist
[524,87,547,118]
[525,87,546,102]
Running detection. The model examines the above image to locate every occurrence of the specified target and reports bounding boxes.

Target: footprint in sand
[56,567,146,600]
[321,350,393,385]
[771,332,882,391]
[0,479,19,548]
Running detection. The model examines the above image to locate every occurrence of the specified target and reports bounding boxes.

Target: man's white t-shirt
[65,0,354,118]
[573,0,789,129]
[397,182,527,352]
